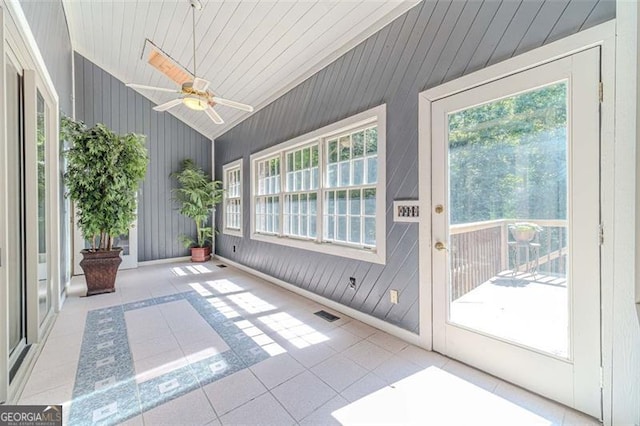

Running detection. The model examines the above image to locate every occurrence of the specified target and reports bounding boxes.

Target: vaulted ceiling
[62,0,420,139]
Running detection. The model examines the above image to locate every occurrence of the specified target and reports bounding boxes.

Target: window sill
[222,228,243,238]
[250,233,385,265]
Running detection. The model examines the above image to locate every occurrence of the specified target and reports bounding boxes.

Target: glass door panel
[447,82,569,358]
[36,91,50,325]
[6,57,26,358]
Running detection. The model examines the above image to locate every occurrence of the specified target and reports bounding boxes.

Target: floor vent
[216,264,227,268]
[314,310,340,322]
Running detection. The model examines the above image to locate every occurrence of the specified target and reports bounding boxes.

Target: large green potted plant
[63,116,148,295]
[171,159,223,262]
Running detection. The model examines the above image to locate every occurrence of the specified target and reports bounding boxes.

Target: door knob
[434,241,447,251]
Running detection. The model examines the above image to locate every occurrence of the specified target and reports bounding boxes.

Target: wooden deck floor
[450,271,568,358]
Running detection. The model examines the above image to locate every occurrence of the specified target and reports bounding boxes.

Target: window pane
[350,217,361,243]
[364,188,376,215]
[366,127,378,155]
[366,157,377,184]
[337,217,347,241]
[303,169,310,190]
[311,167,319,189]
[287,152,294,172]
[353,159,364,185]
[310,217,317,237]
[327,216,335,239]
[309,193,317,215]
[326,191,335,214]
[328,164,337,187]
[364,218,376,246]
[353,131,365,157]
[294,150,302,171]
[340,162,350,187]
[311,145,319,167]
[287,172,294,192]
[295,170,301,191]
[328,140,338,163]
[337,190,347,215]
[303,148,310,169]
[300,194,308,214]
[340,136,351,161]
[349,189,361,215]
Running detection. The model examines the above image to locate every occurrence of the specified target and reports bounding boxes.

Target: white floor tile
[322,327,361,352]
[342,340,393,370]
[299,395,350,426]
[340,320,377,339]
[372,354,424,385]
[133,348,189,383]
[249,353,305,389]
[202,369,267,416]
[367,331,409,353]
[143,389,217,426]
[21,361,77,397]
[271,371,337,421]
[311,354,368,392]
[219,392,295,426]
[441,359,500,392]
[397,345,448,368]
[286,342,337,368]
[494,381,565,425]
[129,334,181,362]
[340,372,388,403]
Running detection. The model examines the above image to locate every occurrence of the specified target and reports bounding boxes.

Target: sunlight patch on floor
[332,367,554,426]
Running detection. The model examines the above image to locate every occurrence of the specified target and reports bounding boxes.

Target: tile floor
[17,260,600,425]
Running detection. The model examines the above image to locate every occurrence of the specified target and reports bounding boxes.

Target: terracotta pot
[80,248,123,296]
[191,246,211,262]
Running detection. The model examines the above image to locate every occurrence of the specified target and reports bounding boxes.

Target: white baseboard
[215,255,424,347]
[138,256,192,267]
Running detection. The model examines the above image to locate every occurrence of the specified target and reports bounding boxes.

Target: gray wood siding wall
[215,0,614,333]
[74,53,212,262]
[19,0,73,114]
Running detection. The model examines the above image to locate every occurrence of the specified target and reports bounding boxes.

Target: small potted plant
[63,116,148,295]
[508,222,543,243]
[171,159,223,262]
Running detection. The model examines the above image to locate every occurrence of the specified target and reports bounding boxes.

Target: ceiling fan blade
[192,78,210,92]
[126,83,179,94]
[205,107,224,124]
[153,98,183,112]
[211,96,254,112]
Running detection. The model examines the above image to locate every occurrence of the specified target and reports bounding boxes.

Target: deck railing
[449,219,567,300]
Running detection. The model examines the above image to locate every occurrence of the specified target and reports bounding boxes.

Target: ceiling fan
[126,0,253,124]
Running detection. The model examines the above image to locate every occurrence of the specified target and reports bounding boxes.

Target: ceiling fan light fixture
[183,95,207,111]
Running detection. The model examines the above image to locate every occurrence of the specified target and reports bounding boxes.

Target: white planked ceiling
[62,0,421,140]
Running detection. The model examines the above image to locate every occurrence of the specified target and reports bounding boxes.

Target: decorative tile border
[68,290,270,425]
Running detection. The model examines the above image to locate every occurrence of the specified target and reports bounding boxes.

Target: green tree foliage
[63,116,148,250]
[171,159,223,248]
[448,82,567,224]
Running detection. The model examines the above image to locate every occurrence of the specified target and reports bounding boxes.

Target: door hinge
[599,81,603,103]
[599,223,604,245]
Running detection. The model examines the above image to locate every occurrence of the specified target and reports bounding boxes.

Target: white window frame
[222,159,243,237]
[250,104,386,264]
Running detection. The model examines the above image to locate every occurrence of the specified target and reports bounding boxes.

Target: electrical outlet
[390,289,399,304]
[233,245,236,253]
[349,277,356,289]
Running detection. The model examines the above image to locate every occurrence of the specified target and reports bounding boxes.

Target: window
[223,159,243,236]
[250,105,386,264]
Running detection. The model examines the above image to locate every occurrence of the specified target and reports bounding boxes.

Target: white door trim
[418,18,615,422]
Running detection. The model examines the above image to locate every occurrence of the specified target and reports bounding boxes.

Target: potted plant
[508,222,543,243]
[171,159,223,262]
[63,116,148,295]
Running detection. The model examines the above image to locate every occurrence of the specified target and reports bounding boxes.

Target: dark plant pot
[191,246,211,262]
[80,248,123,296]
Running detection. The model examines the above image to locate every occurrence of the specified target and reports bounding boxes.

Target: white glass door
[432,48,601,417]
